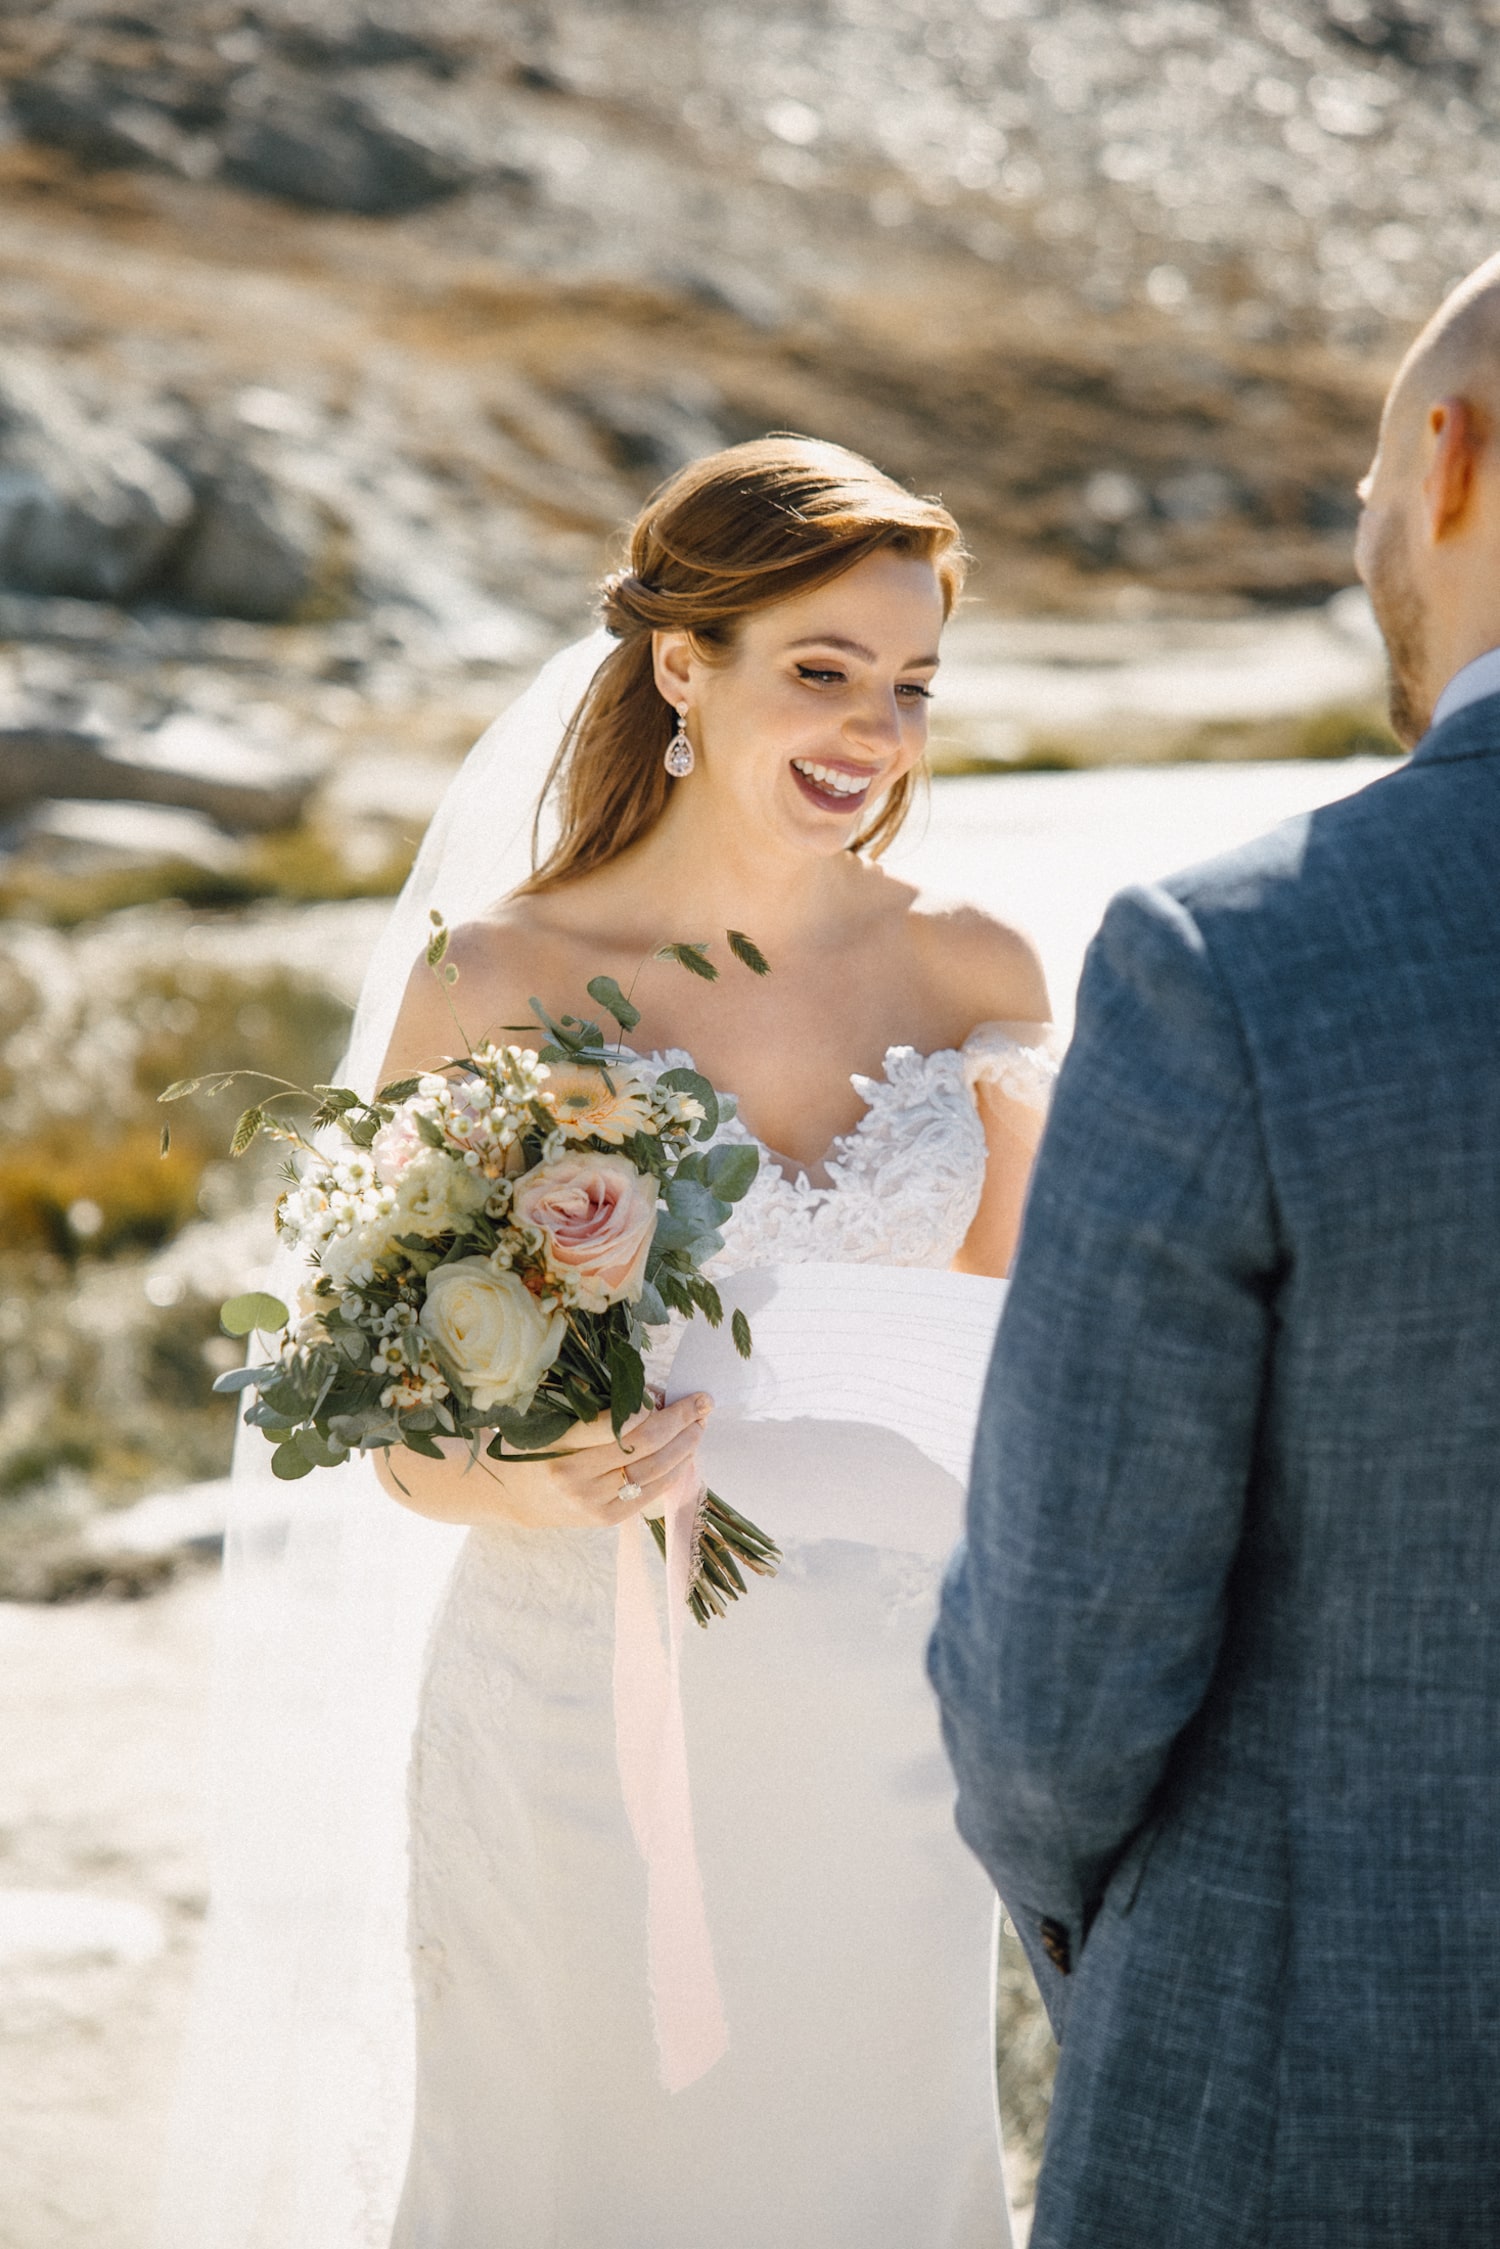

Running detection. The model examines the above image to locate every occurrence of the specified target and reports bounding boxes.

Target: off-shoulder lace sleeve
[960,1020,1062,1113]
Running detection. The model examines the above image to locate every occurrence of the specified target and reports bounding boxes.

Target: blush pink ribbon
[612,1472,729,2093]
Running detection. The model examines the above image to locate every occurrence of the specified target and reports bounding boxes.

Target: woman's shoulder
[902,890,1052,1035]
[384,897,576,1078]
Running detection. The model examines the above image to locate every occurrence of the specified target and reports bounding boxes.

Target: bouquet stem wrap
[612,1469,729,2092]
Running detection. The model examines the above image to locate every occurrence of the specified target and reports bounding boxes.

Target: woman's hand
[373,1393,713,1530]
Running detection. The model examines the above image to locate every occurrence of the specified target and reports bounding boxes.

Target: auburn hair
[517,436,967,894]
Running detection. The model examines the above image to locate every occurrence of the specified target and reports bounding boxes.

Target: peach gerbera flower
[540,1064,657,1145]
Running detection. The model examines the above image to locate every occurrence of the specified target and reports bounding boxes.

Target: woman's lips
[789,758,873,815]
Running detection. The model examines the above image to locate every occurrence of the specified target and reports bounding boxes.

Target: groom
[930,253,1500,2246]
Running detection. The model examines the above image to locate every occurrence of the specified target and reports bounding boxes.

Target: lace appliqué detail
[960,1019,1061,1113]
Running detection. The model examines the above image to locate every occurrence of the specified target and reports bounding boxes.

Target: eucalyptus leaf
[489,1401,579,1452]
[586,975,642,1033]
[221,1291,290,1337]
[704,1142,758,1202]
[297,1428,349,1468]
[634,1279,668,1327]
[270,1441,315,1480]
[664,1176,731,1231]
[211,1364,277,1395]
[247,1403,301,1431]
[529,998,584,1052]
[401,1428,446,1460]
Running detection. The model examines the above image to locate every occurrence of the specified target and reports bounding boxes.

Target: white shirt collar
[1430,645,1500,732]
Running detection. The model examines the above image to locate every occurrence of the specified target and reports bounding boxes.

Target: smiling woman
[168,439,1054,2249]
[517,435,966,891]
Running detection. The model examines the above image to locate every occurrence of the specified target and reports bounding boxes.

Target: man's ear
[1423,396,1483,542]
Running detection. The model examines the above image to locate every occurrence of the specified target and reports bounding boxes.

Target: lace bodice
[633,1020,1058,1278]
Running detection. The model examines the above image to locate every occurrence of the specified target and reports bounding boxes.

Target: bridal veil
[156,632,615,2249]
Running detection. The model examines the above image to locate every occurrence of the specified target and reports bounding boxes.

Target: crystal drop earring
[664,710,695,778]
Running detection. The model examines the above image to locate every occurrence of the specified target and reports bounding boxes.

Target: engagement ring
[617,1475,644,1504]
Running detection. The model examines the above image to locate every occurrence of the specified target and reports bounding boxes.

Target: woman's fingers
[627,1422,710,1495]
[616,1394,712,1464]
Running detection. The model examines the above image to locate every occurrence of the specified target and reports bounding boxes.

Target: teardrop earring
[664,710,695,778]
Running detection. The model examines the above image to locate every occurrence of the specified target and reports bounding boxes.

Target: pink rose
[511,1152,658,1312]
[372,1107,424,1183]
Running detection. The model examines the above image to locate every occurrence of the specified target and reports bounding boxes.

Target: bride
[158,437,1056,2249]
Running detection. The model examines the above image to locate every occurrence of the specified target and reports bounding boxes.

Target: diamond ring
[617,1475,644,1505]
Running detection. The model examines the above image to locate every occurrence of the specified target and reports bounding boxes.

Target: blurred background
[0,0,1493,2240]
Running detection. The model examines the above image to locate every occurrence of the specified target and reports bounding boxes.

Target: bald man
[930,257,1500,2246]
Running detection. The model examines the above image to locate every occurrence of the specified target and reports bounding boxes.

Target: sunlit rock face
[1,0,1493,346]
[0,0,1491,627]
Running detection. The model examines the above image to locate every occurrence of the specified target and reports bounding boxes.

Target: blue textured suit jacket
[929,692,1500,2247]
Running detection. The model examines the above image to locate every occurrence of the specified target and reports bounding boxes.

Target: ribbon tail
[613,1485,728,2092]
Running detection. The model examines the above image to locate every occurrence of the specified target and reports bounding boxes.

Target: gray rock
[0,361,195,606]
[6,53,232,178]
[12,798,245,876]
[164,455,345,623]
[0,723,320,832]
[571,381,732,479]
[220,72,477,213]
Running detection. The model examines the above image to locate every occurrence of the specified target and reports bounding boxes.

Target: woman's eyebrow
[785,634,941,667]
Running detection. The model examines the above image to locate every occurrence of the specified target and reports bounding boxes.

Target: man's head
[1356,252,1500,747]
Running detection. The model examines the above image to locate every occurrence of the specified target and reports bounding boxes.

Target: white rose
[419,1258,565,1414]
[391,1147,490,1239]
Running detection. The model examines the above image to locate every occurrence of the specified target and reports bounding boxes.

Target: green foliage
[726,930,771,977]
[220,1292,290,1338]
[656,940,717,982]
[655,1066,719,1140]
[586,975,642,1033]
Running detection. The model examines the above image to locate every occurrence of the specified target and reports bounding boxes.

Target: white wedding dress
[392,1028,1055,2249]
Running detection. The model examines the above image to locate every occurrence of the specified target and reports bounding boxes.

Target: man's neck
[1430,643,1500,732]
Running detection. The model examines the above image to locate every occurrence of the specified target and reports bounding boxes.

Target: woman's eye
[795,665,845,685]
[898,682,934,701]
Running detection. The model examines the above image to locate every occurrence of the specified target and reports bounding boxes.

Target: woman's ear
[652,629,694,709]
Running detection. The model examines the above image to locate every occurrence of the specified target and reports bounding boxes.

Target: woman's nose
[847,687,903,752]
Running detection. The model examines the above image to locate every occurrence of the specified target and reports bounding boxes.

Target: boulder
[0,361,195,606]
[11,799,246,877]
[163,455,345,623]
[6,54,230,179]
[0,722,322,833]
[220,73,476,213]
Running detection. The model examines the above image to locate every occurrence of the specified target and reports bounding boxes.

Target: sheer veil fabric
[156,633,616,2249]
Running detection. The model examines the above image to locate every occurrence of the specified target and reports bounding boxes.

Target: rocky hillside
[0,0,1495,651]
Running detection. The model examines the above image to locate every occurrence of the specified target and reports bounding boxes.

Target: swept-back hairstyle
[519,436,967,893]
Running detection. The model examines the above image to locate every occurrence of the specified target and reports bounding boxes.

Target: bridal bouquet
[163,921,780,1625]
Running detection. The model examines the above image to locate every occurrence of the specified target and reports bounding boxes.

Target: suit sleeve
[928,881,1282,2025]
